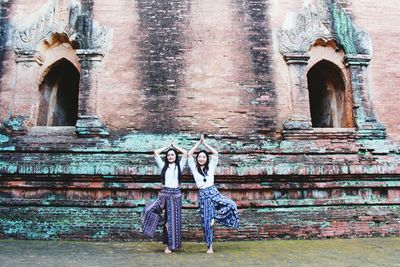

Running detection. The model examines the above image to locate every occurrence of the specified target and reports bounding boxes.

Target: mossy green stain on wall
[0,162,17,173]
[1,219,74,240]
[331,4,357,54]
[0,206,144,240]
[0,134,8,144]
[6,118,23,130]
[1,205,399,241]
[1,153,399,177]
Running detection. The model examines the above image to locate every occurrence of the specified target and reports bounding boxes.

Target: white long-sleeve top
[155,155,187,188]
[188,155,218,189]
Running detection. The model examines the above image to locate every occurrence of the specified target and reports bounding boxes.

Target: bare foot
[164,247,172,254]
[207,244,213,254]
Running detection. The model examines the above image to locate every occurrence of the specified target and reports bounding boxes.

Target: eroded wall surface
[0,0,399,240]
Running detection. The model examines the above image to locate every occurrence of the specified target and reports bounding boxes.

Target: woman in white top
[142,141,187,254]
[188,135,239,253]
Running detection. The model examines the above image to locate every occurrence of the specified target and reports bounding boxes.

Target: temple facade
[0,0,399,240]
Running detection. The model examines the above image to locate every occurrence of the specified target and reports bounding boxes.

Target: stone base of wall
[1,132,399,240]
[1,205,399,241]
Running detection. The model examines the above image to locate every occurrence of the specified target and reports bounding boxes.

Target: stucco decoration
[278,0,372,55]
[12,0,111,56]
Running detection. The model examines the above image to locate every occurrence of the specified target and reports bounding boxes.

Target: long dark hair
[196,150,210,177]
[161,148,182,185]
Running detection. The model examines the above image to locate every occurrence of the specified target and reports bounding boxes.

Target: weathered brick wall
[94,0,277,136]
[350,0,400,141]
[1,176,400,241]
[1,0,400,138]
[0,0,400,241]
[2,205,400,241]
[0,131,399,240]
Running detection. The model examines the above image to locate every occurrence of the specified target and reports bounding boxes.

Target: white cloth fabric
[188,155,218,189]
[155,155,187,188]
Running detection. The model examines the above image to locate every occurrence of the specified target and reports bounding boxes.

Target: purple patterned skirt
[142,187,182,250]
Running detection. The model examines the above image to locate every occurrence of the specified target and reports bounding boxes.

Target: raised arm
[154,144,170,157]
[172,141,188,158]
[188,139,201,157]
[203,136,218,155]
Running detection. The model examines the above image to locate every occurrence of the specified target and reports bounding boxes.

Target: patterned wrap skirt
[198,185,239,248]
[142,187,182,250]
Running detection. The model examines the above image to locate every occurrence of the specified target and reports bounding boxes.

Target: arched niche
[37,33,81,86]
[307,60,353,128]
[37,58,79,126]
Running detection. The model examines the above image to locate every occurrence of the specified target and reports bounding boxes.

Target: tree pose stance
[188,135,239,253]
[142,141,187,253]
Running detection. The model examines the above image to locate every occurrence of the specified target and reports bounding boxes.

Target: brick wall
[1,163,400,242]
[93,0,277,136]
[2,206,400,241]
[0,0,400,241]
[1,1,399,138]
[0,130,399,240]
[350,0,400,140]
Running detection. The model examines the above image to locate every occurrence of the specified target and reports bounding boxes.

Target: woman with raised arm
[188,135,239,254]
[142,141,188,254]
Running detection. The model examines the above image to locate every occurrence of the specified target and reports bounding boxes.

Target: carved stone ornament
[12,0,111,56]
[278,0,372,55]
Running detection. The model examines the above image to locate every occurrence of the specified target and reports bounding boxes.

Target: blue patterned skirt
[198,185,239,248]
[142,187,182,250]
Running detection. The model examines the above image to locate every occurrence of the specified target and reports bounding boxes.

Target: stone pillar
[345,54,385,139]
[282,53,313,138]
[75,50,109,137]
